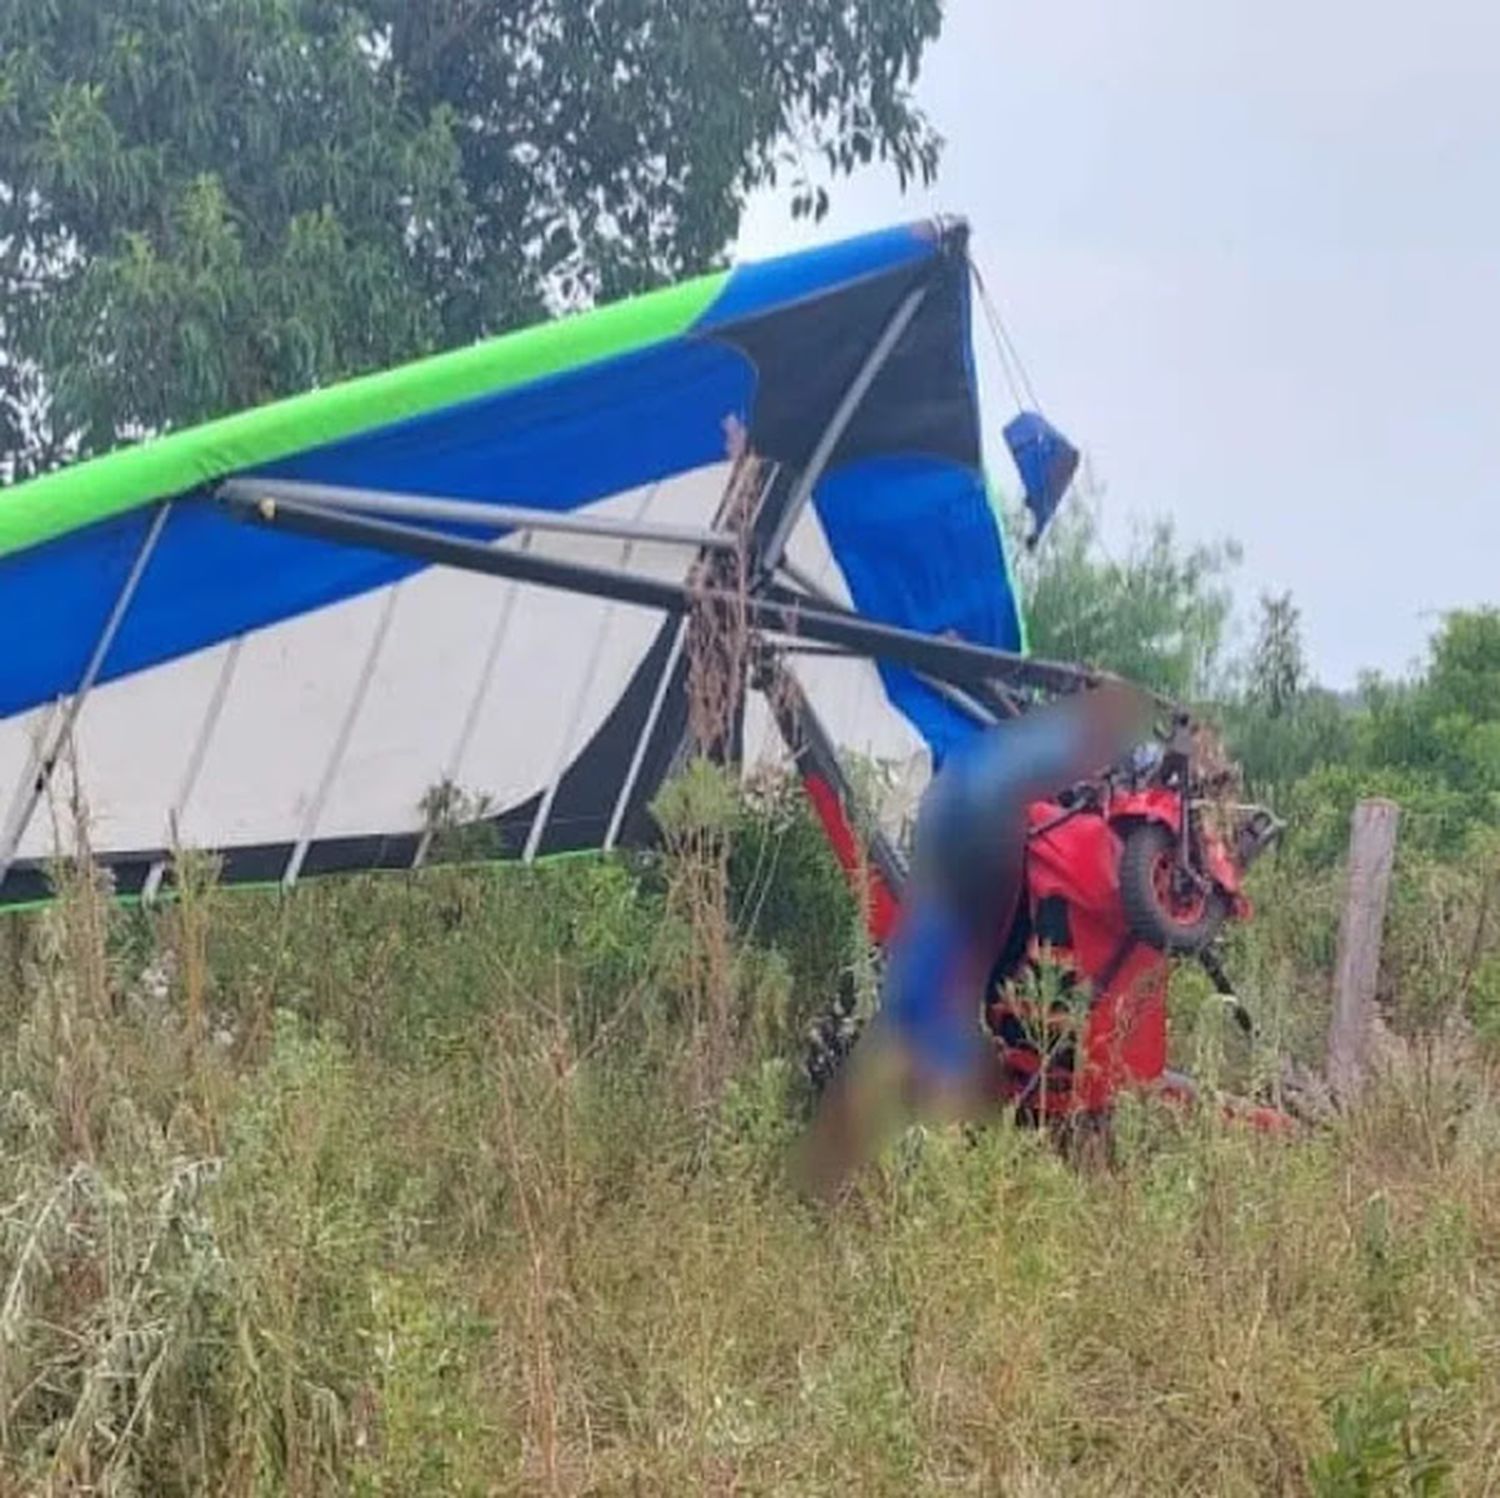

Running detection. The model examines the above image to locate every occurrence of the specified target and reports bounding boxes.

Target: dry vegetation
[1,774,1498,1496]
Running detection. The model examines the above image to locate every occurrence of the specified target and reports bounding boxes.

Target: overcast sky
[735,0,1499,687]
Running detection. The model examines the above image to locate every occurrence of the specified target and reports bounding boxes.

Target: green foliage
[1246,590,1309,717]
[1016,503,1241,699]
[1311,1360,1463,1497]
[729,769,863,1026]
[349,1270,498,1494]
[1226,610,1500,864]
[1360,609,1500,800]
[5,772,1500,1491]
[1,0,945,470]
[1223,588,1331,795]
[1221,687,1358,800]
[1277,764,1481,868]
[650,755,744,841]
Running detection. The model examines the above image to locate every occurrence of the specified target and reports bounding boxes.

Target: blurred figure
[795,682,1151,1202]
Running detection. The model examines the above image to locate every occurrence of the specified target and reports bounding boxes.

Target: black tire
[1119,822,1228,955]
[802,971,869,1095]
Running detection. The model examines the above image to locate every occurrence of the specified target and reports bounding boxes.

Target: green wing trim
[0,271,729,561]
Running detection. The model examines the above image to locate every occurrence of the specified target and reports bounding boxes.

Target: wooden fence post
[1326,798,1402,1100]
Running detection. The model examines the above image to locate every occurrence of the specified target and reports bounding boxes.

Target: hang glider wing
[0,217,1033,904]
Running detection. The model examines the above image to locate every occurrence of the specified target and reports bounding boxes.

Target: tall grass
[1,779,1498,1494]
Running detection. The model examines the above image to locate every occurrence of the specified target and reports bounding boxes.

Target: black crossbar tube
[219,492,1104,700]
[753,580,1099,698]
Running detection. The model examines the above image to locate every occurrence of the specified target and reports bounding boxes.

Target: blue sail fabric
[815,454,1021,765]
[1004,410,1079,545]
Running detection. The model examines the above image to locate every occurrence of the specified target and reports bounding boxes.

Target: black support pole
[217,491,1104,701]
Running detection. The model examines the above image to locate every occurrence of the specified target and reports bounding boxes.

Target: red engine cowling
[987,801,1171,1117]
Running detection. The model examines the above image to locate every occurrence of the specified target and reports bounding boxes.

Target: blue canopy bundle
[0,217,1081,905]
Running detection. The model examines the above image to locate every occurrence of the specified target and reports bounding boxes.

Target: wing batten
[141,635,246,903]
[411,538,533,872]
[283,581,406,890]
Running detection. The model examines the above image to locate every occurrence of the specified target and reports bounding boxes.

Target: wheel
[1119,821,1228,954]
[802,971,868,1095]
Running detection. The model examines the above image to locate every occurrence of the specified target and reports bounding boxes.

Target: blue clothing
[881,895,988,1082]
[881,704,1107,1082]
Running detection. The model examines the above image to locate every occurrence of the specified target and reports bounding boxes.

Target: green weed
[1,779,1498,1493]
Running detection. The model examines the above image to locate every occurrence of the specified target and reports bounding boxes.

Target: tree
[1221,589,1342,794]
[1014,502,1240,701]
[1257,610,1500,865]
[1221,686,1355,801]
[1246,591,1306,717]
[0,0,945,472]
[1361,609,1500,799]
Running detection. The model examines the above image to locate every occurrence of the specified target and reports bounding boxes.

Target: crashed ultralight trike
[0,217,1299,1141]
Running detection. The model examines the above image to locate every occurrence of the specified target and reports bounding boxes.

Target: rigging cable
[968,254,1043,414]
